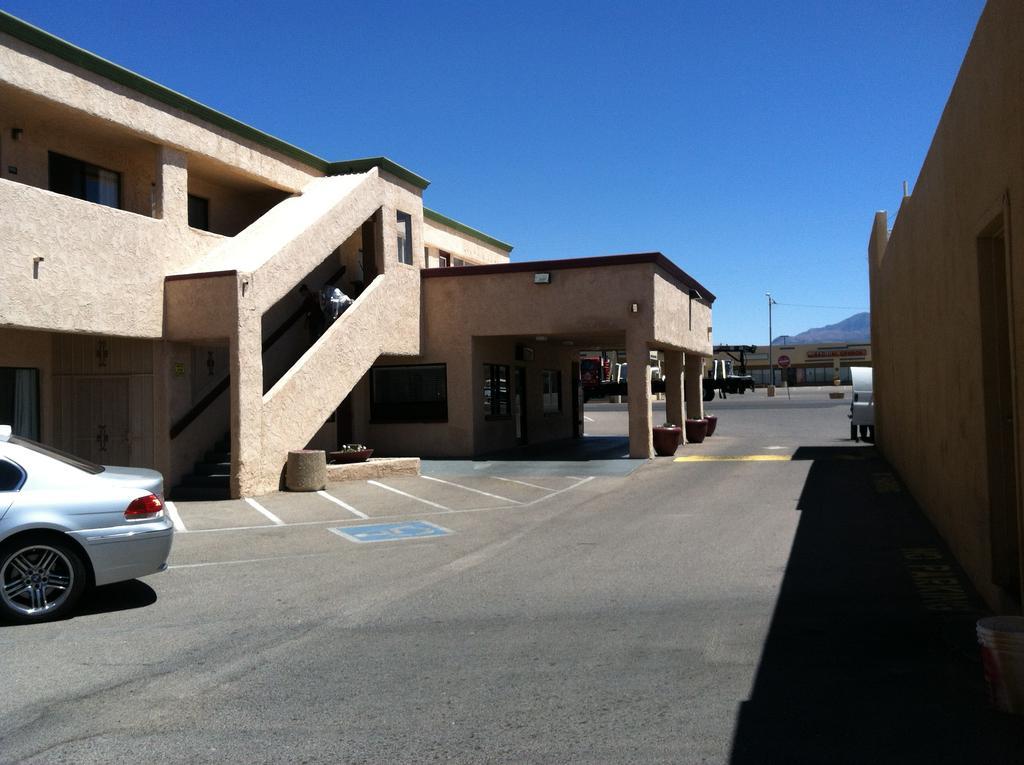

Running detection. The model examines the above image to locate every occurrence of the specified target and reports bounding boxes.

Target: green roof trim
[423,208,513,253]
[0,11,429,190]
[327,157,429,190]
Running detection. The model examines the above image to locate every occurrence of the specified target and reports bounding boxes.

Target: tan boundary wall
[869,0,1024,609]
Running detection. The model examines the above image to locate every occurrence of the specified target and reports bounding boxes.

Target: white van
[849,366,874,441]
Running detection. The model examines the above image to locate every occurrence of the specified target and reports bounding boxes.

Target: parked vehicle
[0,426,173,623]
[849,367,874,441]
[703,359,755,400]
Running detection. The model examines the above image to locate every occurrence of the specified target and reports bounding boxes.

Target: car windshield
[9,435,105,474]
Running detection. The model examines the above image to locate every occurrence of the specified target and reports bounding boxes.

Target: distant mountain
[773,312,870,344]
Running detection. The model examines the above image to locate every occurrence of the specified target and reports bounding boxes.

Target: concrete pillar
[685,354,703,421]
[663,350,684,428]
[155,146,188,226]
[380,203,398,273]
[230,277,264,497]
[626,333,653,458]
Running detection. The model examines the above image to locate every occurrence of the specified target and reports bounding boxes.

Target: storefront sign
[806,349,868,359]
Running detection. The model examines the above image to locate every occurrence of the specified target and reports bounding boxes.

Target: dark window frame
[484,363,512,420]
[396,211,413,265]
[438,251,451,268]
[370,363,448,423]
[48,151,122,209]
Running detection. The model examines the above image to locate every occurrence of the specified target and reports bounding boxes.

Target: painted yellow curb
[673,455,791,462]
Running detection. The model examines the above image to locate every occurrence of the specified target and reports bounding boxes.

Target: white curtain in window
[96,168,119,208]
[13,369,39,440]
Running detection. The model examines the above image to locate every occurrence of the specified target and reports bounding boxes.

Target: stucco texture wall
[0,178,221,337]
[423,219,510,266]
[358,259,712,458]
[0,32,319,192]
[869,0,1024,609]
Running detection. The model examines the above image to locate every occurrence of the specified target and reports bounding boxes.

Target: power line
[773,302,869,311]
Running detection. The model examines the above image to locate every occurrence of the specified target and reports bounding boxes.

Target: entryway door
[72,377,130,466]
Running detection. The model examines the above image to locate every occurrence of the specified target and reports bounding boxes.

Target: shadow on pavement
[77,579,157,616]
[0,579,157,627]
[730,447,1024,764]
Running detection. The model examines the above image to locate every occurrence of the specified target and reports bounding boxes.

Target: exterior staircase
[171,433,231,501]
[164,167,423,498]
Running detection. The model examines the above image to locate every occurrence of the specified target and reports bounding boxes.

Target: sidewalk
[730,445,1024,764]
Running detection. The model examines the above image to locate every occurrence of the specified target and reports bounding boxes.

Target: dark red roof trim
[421,252,715,302]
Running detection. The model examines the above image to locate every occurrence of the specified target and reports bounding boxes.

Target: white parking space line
[164,501,187,533]
[367,480,451,511]
[521,476,593,506]
[175,476,596,535]
[170,551,336,570]
[244,497,285,526]
[583,416,595,422]
[420,474,521,504]
[316,490,369,519]
[491,476,558,493]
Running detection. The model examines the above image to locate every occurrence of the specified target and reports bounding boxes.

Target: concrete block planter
[286,449,327,491]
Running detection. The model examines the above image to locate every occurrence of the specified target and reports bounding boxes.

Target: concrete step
[195,461,231,476]
[170,485,232,502]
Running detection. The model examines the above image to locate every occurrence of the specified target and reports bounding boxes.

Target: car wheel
[0,535,87,623]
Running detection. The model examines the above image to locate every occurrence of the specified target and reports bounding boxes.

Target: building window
[188,194,210,230]
[438,251,451,268]
[0,368,39,440]
[48,151,120,208]
[370,364,447,422]
[483,364,511,418]
[542,370,562,413]
[453,257,467,267]
[396,211,413,265]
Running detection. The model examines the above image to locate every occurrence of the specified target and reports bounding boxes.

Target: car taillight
[125,493,164,521]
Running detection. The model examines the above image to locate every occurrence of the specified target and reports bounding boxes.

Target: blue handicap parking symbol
[329,520,452,543]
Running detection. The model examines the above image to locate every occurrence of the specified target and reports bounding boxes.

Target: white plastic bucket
[978,617,1024,714]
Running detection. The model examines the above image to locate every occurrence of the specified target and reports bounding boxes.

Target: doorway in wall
[514,366,527,445]
[978,213,1022,607]
[71,376,130,466]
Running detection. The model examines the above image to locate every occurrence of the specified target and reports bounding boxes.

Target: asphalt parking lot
[4,387,1023,764]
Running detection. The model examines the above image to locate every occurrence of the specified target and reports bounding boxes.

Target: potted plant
[685,417,708,444]
[704,412,718,436]
[652,422,682,456]
[327,443,374,464]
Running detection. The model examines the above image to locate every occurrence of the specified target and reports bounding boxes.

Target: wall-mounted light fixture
[533,272,551,284]
[534,335,548,342]
[630,303,639,313]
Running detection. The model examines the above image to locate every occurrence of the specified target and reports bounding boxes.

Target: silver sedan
[0,425,173,623]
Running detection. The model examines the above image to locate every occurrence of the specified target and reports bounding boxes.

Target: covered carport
[365,253,714,459]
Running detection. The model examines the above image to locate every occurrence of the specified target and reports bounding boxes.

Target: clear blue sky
[3,0,987,343]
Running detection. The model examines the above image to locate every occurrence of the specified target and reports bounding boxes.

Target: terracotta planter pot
[327,448,373,464]
[704,415,718,436]
[652,426,682,457]
[685,418,708,444]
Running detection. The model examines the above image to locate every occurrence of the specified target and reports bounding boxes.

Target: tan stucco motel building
[0,12,715,499]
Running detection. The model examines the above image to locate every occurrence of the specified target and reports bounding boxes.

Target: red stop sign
[777,354,791,368]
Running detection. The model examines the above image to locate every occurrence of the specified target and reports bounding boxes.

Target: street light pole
[766,292,777,394]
